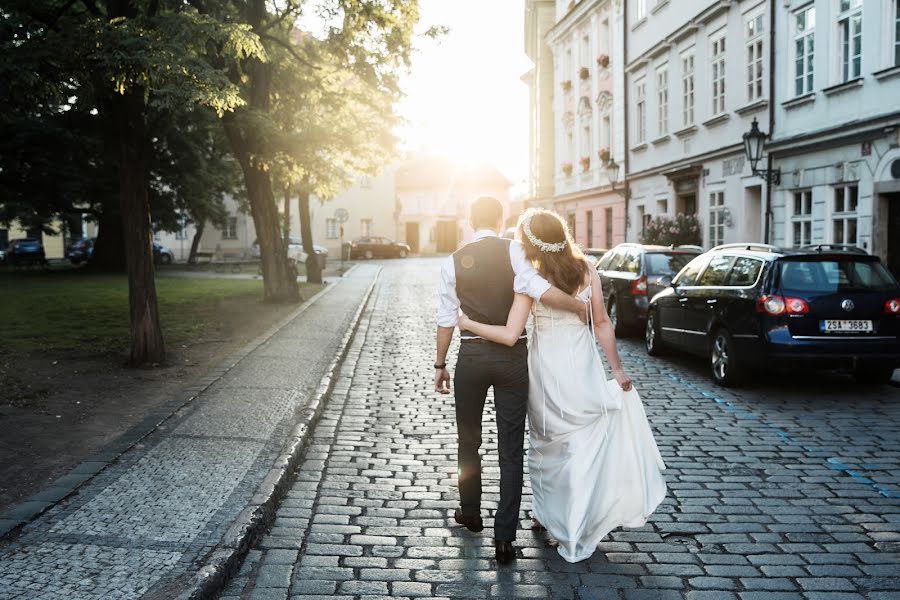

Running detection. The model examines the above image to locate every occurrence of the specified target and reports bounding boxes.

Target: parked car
[584,247,610,265]
[152,242,175,265]
[595,243,704,334]
[5,238,47,267]
[349,237,410,259]
[645,243,900,386]
[66,237,95,264]
[251,237,328,269]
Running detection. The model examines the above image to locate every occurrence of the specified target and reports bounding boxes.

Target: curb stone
[166,266,381,600]
[0,265,359,540]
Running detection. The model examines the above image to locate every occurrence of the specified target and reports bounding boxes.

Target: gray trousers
[453,340,529,542]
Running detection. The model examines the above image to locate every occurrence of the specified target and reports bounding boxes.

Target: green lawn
[0,271,313,353]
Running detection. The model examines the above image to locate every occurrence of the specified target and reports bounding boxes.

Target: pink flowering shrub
[641,213,701,246]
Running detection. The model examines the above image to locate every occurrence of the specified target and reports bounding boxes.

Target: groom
[434,196,586,564]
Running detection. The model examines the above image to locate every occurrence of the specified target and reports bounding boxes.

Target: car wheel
[645,310,665,356]
[851,366,895,385]
[709,328,745,387]
[161,253,173,265]
[399,249,408,258]
[364,250,374,260]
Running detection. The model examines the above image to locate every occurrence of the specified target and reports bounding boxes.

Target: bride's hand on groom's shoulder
[612,368,633,392]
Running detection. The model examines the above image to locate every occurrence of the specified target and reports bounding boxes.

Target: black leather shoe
[454,508,483,532]
[495,540,515,565]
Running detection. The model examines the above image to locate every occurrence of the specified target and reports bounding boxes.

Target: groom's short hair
[470,196,504,230]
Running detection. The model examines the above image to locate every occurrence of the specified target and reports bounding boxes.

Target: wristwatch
[434,362,447,369]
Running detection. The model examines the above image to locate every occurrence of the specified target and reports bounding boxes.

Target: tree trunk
[110,87,166,366]
[188,219,205,264]
[219,3,299,303]
[88,204,126,272]
[298,177,322,284]
[282,184,291,245]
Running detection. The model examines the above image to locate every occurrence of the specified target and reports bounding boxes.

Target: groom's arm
[435,257,457,394]
[510,241,588,322]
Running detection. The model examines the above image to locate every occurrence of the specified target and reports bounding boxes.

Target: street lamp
[606,158,621,190]
[742,118,780,184]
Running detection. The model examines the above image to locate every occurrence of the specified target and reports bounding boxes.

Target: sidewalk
[0,265,380,600]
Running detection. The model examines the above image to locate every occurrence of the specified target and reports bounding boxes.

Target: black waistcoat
[453,236,521,336]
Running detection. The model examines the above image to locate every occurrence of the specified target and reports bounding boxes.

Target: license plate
[820,319,873,333]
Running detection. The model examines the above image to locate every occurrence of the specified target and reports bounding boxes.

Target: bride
[458,208,667,563]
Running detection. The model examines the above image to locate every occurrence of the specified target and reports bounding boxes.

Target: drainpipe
[622,1,630,243]
[764,0,776,244]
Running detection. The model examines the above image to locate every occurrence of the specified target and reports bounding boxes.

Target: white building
[769,0,900,276]
[625,0,771,248]
[524,0,557,207]
[547,0,627,249]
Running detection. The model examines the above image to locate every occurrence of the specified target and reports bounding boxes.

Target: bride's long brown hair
[517,209,588,295]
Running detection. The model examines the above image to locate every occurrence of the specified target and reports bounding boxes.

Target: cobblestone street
[222,257,900,600]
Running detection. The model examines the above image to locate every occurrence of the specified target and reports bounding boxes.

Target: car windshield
[645,252,697,276]
[778,258,898,293]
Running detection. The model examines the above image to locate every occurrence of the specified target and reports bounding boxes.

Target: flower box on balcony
[561,162,574,177]
[596,54,610,68]
[561,80,573,92]
[579,156,591,172]
[579,67,590,80]
[597,147,610,163]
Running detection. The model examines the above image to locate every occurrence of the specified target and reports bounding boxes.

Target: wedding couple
[434,196,667,565]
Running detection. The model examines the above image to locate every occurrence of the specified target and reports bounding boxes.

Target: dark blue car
[645,243,900,386]
[4,239,47,267]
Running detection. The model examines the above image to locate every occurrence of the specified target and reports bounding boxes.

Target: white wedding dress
[527,282,667,563]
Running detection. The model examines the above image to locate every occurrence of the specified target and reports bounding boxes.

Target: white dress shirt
[436,229,552,329]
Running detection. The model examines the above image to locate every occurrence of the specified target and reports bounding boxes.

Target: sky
[396,0,532,188]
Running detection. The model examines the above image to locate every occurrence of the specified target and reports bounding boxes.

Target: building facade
[395,157,512,254]
[548,0,627,250]
[769,0,900,276]
[624,0,771,248]
[524,0,557,206]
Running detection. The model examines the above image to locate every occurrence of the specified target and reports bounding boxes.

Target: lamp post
[742,118,780,244]
[742,118,780,184]
[606,158,621,191]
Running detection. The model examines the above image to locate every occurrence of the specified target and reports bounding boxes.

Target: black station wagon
[595,243,704,335]
[645,243,900,386]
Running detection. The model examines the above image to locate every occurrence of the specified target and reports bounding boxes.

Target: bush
[641,213,702,246]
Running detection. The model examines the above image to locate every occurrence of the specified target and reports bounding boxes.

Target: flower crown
[521,213,567,253]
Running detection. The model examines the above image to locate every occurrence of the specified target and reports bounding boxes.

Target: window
[681,51,695,126]
[708,191,726,247]
[326,218,338,239]
[711,35,727,115]
[359,176,372,189]
[698,254,737,286]
[894,0,900,66]
[794,6,815,96]
[791,190,813,247]
[746,13,765,101]
[674,255,708,286]
[597,250,616,270]
[635,78,647,143]
[656,65,669,135]
[605,207,613,247]
[832,185,858,246]
[623,249,642,274]
[726,257,764,286]
[838,0,862,82]
[222,216,238,240]
[636,0,647,21]
[567,213,576,238]
[360,218,373,237]
[636,205,646,238]
[586,210,594,246]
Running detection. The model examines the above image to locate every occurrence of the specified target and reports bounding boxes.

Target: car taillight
[757,295,786,315]
[885,298,900,314]
[757,295,808,315]
[784,297,809,314]
[631,275,648,296]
